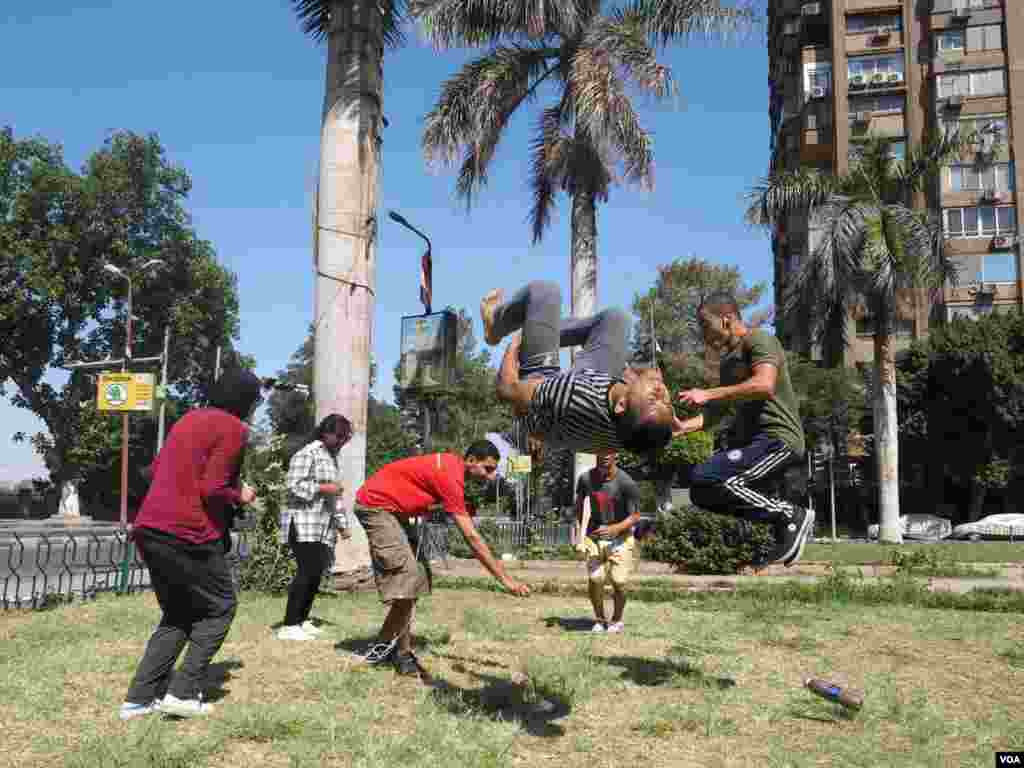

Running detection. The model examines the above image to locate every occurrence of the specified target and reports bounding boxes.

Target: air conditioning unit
[951,4,970,21]
[945,94,963,109]
[801,2,821,16]
[810,86,826,99]
[888,72,904,83]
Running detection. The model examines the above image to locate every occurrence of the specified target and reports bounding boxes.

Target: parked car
[950,513,1024,541]
[867,513,953,541]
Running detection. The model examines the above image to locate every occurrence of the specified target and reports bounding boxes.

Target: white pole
[157,325,170,452]
[829,454,837,541]
[214,346,222,382]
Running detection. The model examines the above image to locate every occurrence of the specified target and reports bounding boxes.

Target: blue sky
[0,0,772,482]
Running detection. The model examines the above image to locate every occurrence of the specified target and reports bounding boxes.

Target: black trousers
[125,527,237,704]
[283,523,331,627]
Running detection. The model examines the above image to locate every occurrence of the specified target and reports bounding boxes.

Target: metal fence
[0,525,252,610]
[423,519,575,561]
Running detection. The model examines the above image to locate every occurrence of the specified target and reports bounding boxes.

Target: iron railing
[0,525,252,610]
[423,519,575,561]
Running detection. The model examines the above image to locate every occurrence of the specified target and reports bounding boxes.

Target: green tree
[415,0,754,322]
[2,128,245,516]
[897,311,1024,522]
[746,132,966,542]
[632,256,768,390]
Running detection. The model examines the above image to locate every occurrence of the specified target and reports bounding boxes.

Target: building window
[935,30,964,52]
[942,114,1009,141]
[804,62,832,96]
[982,252,1017,283]
[848,55,904,85]
[849,139,905,165]
[948,162,1015,193]
[847,13,902,34]
[848,93,905,114]
[944,205,1017,237]
[966,25,1004,52]
[937,69,1006,99]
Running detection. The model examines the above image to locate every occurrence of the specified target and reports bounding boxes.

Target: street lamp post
[388,210,434,451]
[103,259,165,530]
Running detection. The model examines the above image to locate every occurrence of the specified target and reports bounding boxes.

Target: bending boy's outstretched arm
[450,513,530,596]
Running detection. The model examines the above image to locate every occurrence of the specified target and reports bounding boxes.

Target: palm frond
[620,0,760,47]
[785,198,865,349]
[583,17,675,100]
[423,46,557,203]
[291,0,407,49]
[569,46,654,188]
[745,168,838,228]
[411,0,591,47]
[528,103,572,243]
[896,129,970,195]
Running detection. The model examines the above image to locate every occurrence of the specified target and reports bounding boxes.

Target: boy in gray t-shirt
[575,454,641,633]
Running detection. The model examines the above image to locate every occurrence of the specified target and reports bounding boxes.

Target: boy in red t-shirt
[353,439,529,676]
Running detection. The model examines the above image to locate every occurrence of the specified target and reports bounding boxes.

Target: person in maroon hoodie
[119,368,263,720]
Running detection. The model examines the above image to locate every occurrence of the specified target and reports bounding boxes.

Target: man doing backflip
[675,292,814,566]
[480,281,675,457]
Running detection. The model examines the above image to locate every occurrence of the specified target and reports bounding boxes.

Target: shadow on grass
[542,616,598,632]
[596,655,736,690]
[204,658,245,703]
[428,670,569,738]
[786,701,858,724]
[333,634,445,656]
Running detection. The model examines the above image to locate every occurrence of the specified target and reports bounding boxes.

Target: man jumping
[480,281,675,457]
[675,292,814,566]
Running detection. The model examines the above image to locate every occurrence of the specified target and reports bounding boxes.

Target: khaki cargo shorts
[354,504,432,604]
[583,534,635,586]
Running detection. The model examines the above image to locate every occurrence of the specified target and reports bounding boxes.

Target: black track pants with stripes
[689,434,799,524]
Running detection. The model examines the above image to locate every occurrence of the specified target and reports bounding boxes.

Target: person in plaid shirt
[277,414,352,641]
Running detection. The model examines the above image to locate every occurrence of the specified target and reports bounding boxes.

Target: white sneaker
[591,622,607,633]
[277,625,314,641]
[301,620,323,636]
[119,700,160,721]
[607,621,625,634]
[159,694,213,718]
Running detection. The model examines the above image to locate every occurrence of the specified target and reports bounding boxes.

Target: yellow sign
[509,455,532,475]
[97,373,156,412]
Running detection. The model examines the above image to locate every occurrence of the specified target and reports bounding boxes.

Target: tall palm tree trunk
[569,182,598,503]
[314,0,384,572]
[873,331,902,542]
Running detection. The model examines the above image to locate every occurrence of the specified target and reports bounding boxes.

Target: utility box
[398,310,457,393]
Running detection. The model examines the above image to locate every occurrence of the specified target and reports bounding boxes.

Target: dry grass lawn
[0,582,1021,768]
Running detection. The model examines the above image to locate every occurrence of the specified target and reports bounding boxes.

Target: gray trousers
[491,281,629,379]
[125,527,237,704]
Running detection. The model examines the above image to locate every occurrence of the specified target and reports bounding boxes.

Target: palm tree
[290,0,405,571]
[413,0,754,322]
[746,132,969,542]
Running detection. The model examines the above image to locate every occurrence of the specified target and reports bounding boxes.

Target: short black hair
[315,413,352,445]
[465,439,500,461]
[207,368,263,420]
[698,291,740,319]
[614,406,673,458]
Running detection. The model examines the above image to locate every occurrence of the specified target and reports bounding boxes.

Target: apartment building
[767,0,1024,365]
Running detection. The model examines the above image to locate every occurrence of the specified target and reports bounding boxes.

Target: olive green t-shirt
[711,330,805,456]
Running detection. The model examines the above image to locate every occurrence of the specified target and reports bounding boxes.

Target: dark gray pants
[125,527,237,704]
[491,281,629,379]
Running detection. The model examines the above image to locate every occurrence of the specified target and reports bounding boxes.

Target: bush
[239,445,297,593]
[642,505,775,575]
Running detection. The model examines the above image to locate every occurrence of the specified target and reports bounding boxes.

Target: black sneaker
[394,652,421,677]
[770,506,815,567]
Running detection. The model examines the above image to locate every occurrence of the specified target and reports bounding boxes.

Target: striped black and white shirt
[522,369,624,453]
